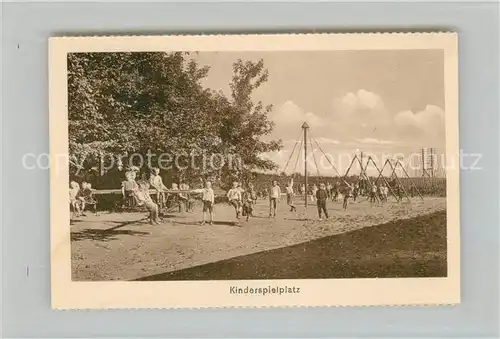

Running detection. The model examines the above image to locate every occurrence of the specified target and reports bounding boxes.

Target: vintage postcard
[49,33,460,309]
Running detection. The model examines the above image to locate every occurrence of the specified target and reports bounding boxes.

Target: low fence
[90,188,227,212]
[395,177,446,196]
[87,177,446,212]
[252,174,446,196]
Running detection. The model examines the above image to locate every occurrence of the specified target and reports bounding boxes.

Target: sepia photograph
[49,34,459,308]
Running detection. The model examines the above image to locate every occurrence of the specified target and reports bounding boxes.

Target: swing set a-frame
[342,153,424,203]
[343,153,392,203]
[377,158,424,201]
[281,125,350,183]
[279,122,351,208]
[278,121,423,206]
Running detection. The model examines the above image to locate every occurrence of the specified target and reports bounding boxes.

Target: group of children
[259,179,400,220]
[223,178,346,222]
[121,167,193,212]
[129,173,216,226]
[217,178,400,223]
[298,182,354,203]
[226,181,258,221]
[119,167,198,224]
[369,183,390,204]
[225,179,298,222]
[71,167,404,225]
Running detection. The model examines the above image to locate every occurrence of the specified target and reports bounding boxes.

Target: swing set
[277,122,424,207]
[279,122,352,205]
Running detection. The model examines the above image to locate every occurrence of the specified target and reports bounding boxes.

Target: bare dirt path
[71,197,446,281]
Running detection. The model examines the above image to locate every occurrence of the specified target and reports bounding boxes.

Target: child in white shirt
[227,181,242,219]
[69,181,81,218]
[286,178,296,212]
[311,184,318,202]
[149,167,167,208]
[192,181,215,225]
[269,180,281,218]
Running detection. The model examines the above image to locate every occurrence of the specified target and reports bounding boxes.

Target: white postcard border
[49,33,460,309]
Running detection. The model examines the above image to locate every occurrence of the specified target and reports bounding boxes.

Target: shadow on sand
[172,220,242,227]
[71,228,150,242]
[71,218,150,242]
[135,210,447,281]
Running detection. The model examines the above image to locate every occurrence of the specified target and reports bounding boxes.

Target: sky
[189,50,446,176]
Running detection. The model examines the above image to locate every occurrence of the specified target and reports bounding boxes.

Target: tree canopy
[68,52,282,188]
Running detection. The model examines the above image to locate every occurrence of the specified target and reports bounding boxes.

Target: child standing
[269,180,281,218]
[69,181,81,218]
[326,182,333,200]
[227,181,242,219]
[333,183,339,202]
[121,170,138,209]
[242,183,257,221]
[192,181,215,225]
[380,183,387,203]
[369,184,377,205]
[343,184,352,210]
[377,184,383,203]
[311,183,318,202]
[237,182,245,216]
[179,181,190,212]
[316,183,329,220]
[396,184,403,200]
[285,178,296,212]
[149,167,167,209]
[247,183,257,217]
[410,185,416,198]
[352,183,359,202]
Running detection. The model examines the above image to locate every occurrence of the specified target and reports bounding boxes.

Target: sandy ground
[71,197,446,281]
[138,210,447,280]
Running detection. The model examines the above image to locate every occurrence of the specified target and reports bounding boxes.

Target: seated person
[132,181,160,225]
[78,182,97,216]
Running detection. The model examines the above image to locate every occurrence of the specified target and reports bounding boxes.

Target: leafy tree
[67,53,281,188]
[217,59,282,188]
